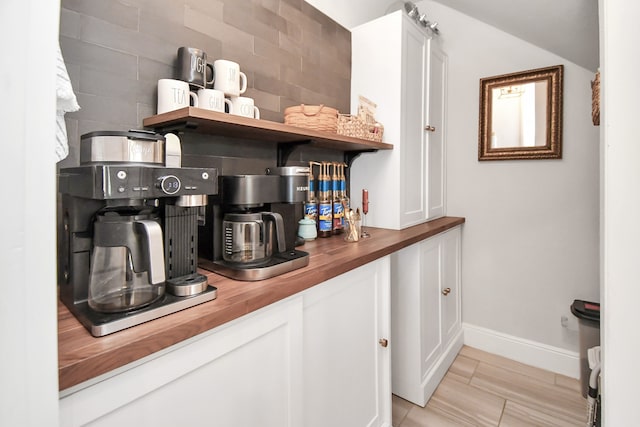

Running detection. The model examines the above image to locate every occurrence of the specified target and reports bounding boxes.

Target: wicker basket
[284,104,338,133]
[337,114,384,142]
[591,71,600,126]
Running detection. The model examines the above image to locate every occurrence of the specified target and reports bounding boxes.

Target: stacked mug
[158,47,209,114]
[212,59,259,119]
[157,47,259,120]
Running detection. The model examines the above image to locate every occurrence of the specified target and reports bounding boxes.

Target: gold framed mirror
[478,65,563,160]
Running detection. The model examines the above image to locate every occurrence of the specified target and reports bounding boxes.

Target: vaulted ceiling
[428,0,599,71]
[306,0,599,71]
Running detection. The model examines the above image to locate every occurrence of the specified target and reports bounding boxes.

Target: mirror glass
[479,65,563,160]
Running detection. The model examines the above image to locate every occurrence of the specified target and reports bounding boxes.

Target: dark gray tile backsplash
[58,0,351,171]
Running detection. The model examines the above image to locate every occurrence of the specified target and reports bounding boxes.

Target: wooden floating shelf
[143,107,393,153]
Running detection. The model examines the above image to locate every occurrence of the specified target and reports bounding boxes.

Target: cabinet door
[391,240,443,407]
[391,227,462,407]
[303,258,391,427]
[441,227,461,348]
[419,236,444,379]
[399,19,428,228]
[426,42,447,220]
[60,298,304,427]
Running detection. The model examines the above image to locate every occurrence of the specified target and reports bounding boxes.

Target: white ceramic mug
[230,96,260,119]
[157,79,198,114]
[197,88,233,113]
[213,60,247,97]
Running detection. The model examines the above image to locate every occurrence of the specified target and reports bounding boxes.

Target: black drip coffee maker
[199,169,309,281]
[58,130,219,336]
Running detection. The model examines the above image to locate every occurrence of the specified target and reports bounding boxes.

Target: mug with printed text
[176,47,214,89]
[157,79,198,114]
[197,88,233,113]
[213,60,247,97]
[230,96,260,119]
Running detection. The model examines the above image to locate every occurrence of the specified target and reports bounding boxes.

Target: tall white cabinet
[351,10,447,230]
[391,226,463,406]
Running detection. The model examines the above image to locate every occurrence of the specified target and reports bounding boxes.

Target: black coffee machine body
[199,168,309,281]
[58,130,219,336]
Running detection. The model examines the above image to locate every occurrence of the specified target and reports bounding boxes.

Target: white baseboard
[462,323,580,379]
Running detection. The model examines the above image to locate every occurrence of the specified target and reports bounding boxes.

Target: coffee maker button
[202,172,209,180]
[116,170,127,180]
[158,175,181,195]
[118,186,126,193]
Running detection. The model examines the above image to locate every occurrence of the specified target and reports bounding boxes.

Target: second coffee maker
[199,171,309,281]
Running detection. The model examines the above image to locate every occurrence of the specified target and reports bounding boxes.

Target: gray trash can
[571,299,601,398]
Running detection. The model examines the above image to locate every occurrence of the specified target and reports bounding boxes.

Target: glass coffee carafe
[222,212,285,265]
[88,211,166,313]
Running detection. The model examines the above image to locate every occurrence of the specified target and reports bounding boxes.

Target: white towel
[55,44,80,162]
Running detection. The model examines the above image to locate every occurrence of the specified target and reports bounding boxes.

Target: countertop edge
[58,216,465,391]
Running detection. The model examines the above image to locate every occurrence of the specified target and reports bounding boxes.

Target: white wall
[304,0,396,29]
[1,0,61,425]
[418,1,600,357]
[600,0,640,424]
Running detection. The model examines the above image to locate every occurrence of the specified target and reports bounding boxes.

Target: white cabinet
[391,226,463,406]
[302,257,391,427]
[60,257,391,427]
[350,11,447,230]
[59,297,304,427]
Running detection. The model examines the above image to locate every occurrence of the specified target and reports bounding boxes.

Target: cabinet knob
[425,125,436,132]
[442,287,451,296]
[379,338,389,348]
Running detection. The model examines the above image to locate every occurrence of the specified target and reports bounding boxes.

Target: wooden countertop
[58,216,465,391]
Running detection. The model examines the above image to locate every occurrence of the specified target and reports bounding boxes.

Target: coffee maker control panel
[158,175,181,195]
[59,165,218,200]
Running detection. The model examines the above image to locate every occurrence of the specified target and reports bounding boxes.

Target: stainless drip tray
[70,285,218,337]
[201,250,309,281]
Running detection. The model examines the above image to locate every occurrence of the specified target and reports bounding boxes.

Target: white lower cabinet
[302,257,391,427]
[391,226,463,406]
[59,257,391,427]
[59,296,305,427]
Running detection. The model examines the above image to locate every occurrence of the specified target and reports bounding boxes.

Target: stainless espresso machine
[199,168,310,281]
[58,130,219,336]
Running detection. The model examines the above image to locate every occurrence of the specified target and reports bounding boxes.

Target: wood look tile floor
[393,346,588,427]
